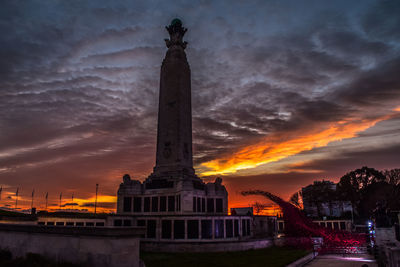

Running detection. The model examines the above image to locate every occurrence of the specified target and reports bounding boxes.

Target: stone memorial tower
[112,20,264,246]
[117,19,227,217]
[154,18,194,177]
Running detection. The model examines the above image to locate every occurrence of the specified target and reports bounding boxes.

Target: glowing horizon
[1,1,400,215]
[200,112,398,176]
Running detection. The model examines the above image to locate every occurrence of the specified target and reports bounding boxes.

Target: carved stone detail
[164,18,188,49]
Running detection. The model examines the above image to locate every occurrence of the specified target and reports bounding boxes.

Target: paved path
[305,254,377,267]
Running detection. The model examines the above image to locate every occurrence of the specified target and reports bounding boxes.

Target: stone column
[154,19,194,176]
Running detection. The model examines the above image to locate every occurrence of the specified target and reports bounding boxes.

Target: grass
[141,246,310,267]
[1,245,309,267]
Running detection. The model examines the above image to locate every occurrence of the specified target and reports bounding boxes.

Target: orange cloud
[200,113,396,176]
[0,192,116,214]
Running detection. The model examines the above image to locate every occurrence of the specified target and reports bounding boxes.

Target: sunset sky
[1,0,399,213]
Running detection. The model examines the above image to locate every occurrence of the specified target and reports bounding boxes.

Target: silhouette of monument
[117,19,227,216]
[152,18,197,180]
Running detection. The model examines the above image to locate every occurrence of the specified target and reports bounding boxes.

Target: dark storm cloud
[192,17,399,165]
[362,0,400,41]
[0,0,399,207]
[315,30,389,59]
[333,57,400,107]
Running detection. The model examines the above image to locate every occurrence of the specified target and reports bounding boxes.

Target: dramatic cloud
[0,0,399,210]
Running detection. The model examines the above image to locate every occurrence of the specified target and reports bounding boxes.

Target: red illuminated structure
[242,190,366,253]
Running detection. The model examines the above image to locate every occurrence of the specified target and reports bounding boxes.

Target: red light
[242,190,366,252]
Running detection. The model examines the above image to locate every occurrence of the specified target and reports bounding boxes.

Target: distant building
[231,207,253,216]
[302,181,353,218]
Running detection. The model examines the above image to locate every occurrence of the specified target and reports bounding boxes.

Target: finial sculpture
[165,18,188,49]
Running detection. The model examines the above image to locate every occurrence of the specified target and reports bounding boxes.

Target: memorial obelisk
[117,19,227,215]
[152,18,196,179]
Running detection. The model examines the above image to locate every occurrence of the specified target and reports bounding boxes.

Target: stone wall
[375,227,400,267]
[0,218,37,225]
[142,238,273,252]
[109,215,254,242]
[375,227,398,246]
[0,224,144,267]
[387,247,400,267]
[253,216,277,238]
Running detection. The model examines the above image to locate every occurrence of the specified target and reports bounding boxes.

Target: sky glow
[0,0,399,212]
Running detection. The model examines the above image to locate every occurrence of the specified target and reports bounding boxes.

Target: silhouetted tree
[383,169,400,213]
[384,169,400,186]
[337,166,385,191]
[337,166,399,221]
[252,202,267,215]
[337,167,383,204]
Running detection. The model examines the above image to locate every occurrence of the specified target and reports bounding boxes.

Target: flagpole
[15,187,19,210]
[59,193,62,210]
[31,189,35,211]
[94,184,99,215]
[45,192,48,211]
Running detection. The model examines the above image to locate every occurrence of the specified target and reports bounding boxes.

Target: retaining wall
[142,238,273,252]
[0,224,145,267]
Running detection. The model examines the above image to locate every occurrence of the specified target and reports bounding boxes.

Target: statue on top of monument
[123,174,131,184]
[121,173,140,186]
[165,18,188,49]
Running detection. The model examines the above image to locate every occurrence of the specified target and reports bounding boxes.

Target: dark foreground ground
[141,246,310,267]
[0,246,309,267]
[0,249,80,267]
